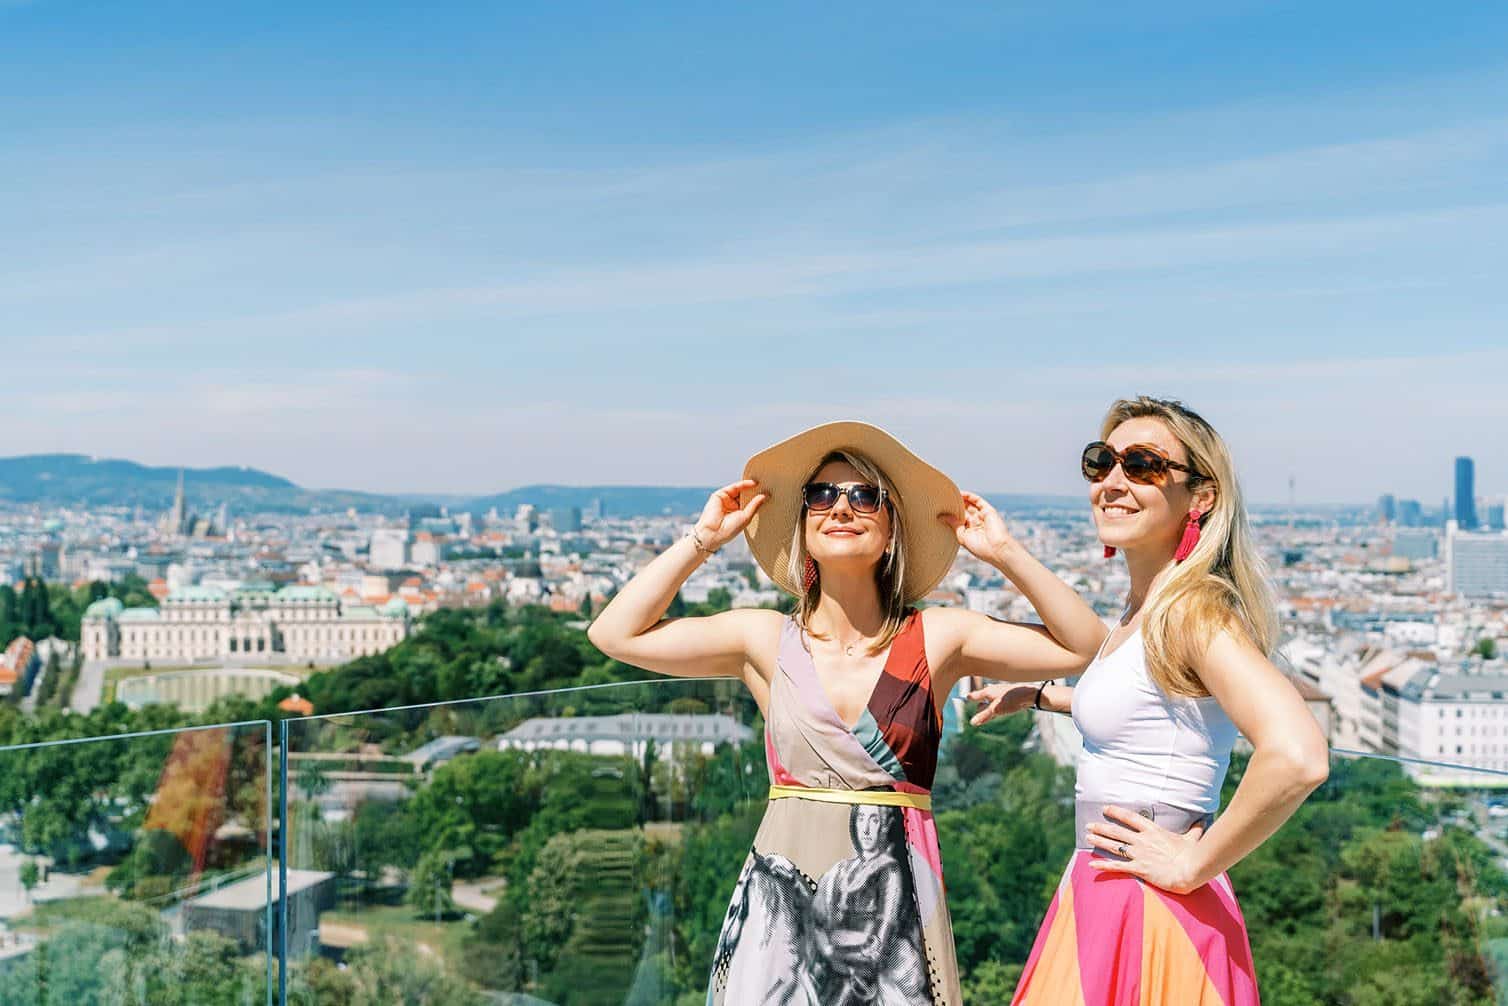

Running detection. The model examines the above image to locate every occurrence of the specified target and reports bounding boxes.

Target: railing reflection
[279,678,763,1005]
[0,721,274,1005]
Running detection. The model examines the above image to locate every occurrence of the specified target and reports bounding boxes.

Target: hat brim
[741,421,962,604]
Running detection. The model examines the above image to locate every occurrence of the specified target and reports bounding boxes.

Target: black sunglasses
[1081,441,1205,487]
[802,481,888,514]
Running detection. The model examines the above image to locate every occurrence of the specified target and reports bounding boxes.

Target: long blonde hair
[786,450,910,654]
[1103,397,1277,698]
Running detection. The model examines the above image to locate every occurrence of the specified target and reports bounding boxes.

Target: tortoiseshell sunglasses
[1081,442,1204,487]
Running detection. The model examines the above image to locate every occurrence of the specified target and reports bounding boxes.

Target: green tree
[404,748,536,875]
[0,584,16,645]
[961,960,1022,1002]
[527,829,647,1006]
[672,805,762,991]
[459,899,527,992]
[343,937,488,1006]
[142,931,262,1006]
[296,760,332,799]
[33,648,63,706]
[352,797,426,878]
[407,847,459,921]
[17,859,38,902]
[107,828,194,899]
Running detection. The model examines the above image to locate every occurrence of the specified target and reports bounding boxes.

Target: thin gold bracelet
[687,529,718,556]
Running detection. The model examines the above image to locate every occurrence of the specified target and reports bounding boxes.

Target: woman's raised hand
[694,480,769,550]
[939,491,1020,564]
[966,681,1041,726]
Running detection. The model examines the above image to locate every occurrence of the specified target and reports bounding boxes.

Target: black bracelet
[1032,680,1053,711]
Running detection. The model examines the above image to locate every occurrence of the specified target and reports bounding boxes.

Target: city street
[69,660,106,714]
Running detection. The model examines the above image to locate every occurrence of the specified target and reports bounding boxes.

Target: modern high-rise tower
[1454,457,1478,530]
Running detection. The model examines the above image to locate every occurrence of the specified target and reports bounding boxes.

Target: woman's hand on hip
[1084,806,1208,894]
[695,480,769,550]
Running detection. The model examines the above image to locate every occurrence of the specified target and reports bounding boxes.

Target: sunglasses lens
[1122,449,1167,485]
[848,485,882,513]
[803,483,839,510]
[1081,445,1116,481]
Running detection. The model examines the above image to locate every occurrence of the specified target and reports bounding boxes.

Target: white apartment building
[497,713,753,758]
[1446,522,1508,598]
[82,585,410,664]
[1360,657,1508,784]
[1395,670,1508,769]
[369,527,410,571]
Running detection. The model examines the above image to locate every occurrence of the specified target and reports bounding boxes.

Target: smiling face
[803,458,893,576]
[1090,417,1215,557]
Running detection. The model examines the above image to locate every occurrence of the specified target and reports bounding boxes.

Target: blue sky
[6,2,1508,502]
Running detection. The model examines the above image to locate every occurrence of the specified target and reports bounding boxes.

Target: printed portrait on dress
[711,802,935,1006]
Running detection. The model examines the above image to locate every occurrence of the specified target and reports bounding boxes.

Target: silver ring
[1117,843,1129,858]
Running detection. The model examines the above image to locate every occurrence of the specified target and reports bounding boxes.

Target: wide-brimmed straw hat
[741,421,963,604]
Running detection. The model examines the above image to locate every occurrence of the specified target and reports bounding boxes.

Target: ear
[1192,482,1218,518]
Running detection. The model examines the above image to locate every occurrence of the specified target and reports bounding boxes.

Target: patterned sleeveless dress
[706,612,963,1006]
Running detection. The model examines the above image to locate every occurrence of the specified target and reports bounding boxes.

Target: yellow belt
[767,784,931,811]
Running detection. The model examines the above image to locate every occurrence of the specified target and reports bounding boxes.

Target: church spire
[171,468,186,533]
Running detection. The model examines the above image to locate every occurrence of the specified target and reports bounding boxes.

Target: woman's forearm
[1184,743,1328,888]
[990,541,1106,658]
[1037,682,1074,715]
[587,535,707,648]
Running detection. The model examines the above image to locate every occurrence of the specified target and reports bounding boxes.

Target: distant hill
[0,454,410,513]
[12,454,1320,518]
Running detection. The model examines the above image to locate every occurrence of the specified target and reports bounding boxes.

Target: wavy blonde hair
[786,450,909,655]
[1103,397,1277,698]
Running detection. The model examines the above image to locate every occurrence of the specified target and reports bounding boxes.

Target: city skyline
[3,446,1507,510]
[6,4,1508,499]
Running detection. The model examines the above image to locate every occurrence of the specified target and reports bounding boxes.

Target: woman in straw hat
[590,421,1107,1005]
[970,397,1329,1006]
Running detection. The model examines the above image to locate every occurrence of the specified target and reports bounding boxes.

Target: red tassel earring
[1174,508,1203,563]
[802,557,819,592]
[1103,546,1117,558]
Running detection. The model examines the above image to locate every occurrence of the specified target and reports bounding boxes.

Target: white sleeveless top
[1071,628,1237,815]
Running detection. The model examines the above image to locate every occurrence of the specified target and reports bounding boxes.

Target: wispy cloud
[5,43,1507,500]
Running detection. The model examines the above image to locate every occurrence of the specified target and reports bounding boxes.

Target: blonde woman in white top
[969,396,1329,1005]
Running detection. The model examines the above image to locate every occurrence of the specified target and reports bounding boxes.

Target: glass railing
[0,720,275,1005]
[278,678,764,1005]
[0,683,1504,1005]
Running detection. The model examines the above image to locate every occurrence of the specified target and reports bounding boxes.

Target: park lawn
[104,664,220,684]
[101,662,323,704]
[320,901,472,968]
[104,663,324,684]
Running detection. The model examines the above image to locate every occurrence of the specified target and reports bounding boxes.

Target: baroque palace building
[82,584,410,664]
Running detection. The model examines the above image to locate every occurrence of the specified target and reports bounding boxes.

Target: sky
[5,2,1508,503]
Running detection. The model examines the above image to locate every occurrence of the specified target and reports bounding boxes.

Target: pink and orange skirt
[1012,850,1259,1005]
